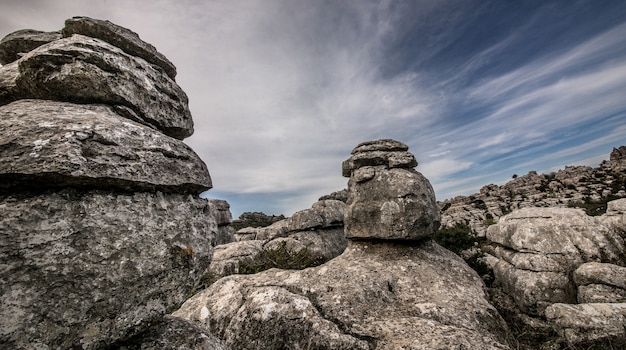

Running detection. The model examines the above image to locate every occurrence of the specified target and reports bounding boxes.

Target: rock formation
[0,17,218,349]
[207,199,347,282]
[439,146,626,236]
[175,139,511,349]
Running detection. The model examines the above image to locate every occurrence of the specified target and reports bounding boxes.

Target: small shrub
[238,241,325,274]
[568,195,620,216]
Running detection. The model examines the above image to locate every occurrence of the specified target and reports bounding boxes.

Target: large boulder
[0,99,211,194]
[62,16,177,79]
[574,262,626,303]
[2,34,192,139]
[545,303,626,347]
[175,240,510,350]
[486,207,625,315]
[343,139,439,240]
[0,29,61,64]
[208,199,235,245]
[0,190,216,349]
[176,139,510,349]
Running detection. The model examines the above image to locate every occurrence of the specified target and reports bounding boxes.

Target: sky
[1,0,626,217]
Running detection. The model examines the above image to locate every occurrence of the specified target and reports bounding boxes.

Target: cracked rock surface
[176,139,510,349]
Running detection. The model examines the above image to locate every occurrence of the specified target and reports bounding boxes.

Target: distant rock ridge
[439,145,626,236]
[0,17,221,349]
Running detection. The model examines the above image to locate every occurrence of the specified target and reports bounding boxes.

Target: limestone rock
[5,34,193,139]
[0,100,211,194]
[345,167,440,240]
[207,240,265,278]
[175,240,510,350]
[486,207,625,315]
[0,61,19,105]
[62,16,177,79]
[578,284,626,303]
[0,190,216,349]
[288,199,345,231]
[115,316,226,350]
[342,139,417,177]
[574,262,626,290]
[0,29,61,64]
[545,303,626,347]
[209,199,235,245]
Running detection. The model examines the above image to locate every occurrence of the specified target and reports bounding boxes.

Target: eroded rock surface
[0,29,61,64]
[177,139,510,349]
[0,190,216,349]
[545,303,626,347]
[0,100,211,193]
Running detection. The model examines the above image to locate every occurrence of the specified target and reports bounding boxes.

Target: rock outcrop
[206,199,347,282]
[439,146,626,236]
[209,199,235,245]
[175,139,511,349]
[0,17,218,349]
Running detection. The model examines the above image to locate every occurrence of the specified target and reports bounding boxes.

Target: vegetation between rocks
[238,241,326,274]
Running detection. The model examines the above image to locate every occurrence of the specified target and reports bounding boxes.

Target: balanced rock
[62,16,177,79]
[0,29,61,64]
[176,140,510,349]
[0,99,211,193]
[343,139,439,240]
[2,34,192,139]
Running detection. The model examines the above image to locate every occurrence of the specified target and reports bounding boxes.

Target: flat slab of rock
[545,303,626,347]
[62,16,177,79]
[574,262,626,289]
[4,34,193,139]
[0,190,216,349]
[175,240,510,349]
[0,100,211,194]
[0,29,61,64]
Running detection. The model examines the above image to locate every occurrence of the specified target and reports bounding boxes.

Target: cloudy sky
[2,0,626,217]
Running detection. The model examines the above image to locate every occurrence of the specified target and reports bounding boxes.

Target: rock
[0,61,19,105]
[0,29,61,64]
[5,34,193,139]
[0,99,211,194]
[574,262,626,290]
[342,139,417,177]
[62,16,177,79]
[486,207,625,315]
[578,284,626,303]
[345,167,440,240]
[206,240,265,278]
[115,316,226,350]
[0,190,216,349]
[209,199,235,245]
[265,227,347,262]
[288,199,345,231]
[176,139,509,349]
[318,188,348,203]
[175,240,510,350]
[545,303,626,347]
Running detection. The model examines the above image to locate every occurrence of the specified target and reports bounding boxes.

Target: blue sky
[2,0,626,217]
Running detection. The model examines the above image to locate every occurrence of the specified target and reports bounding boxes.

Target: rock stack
[0,17,217,349]
[174,139,511,349]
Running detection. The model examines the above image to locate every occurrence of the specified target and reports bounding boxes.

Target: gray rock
[5,34,193,139]
[318,188,348,203]
[207,240,265,278]
[0,190,216,349]
[62,16,177,80]
[0,29,62,64]
[574,262,626,290]
[0,61,19,105]
[545,303,626,346]
[0,100,211,194]
[117,316,226,350]
[209,199,235,245]
[350,138,409,153]
[174,240,510,350]
[486,207,625,315]
[288,199,345,231]
[345,166,440,240]
[578,284,626,303]
[265,227,347,262]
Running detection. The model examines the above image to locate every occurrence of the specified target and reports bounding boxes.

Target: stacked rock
[342,139,440,239]
[174,139,511,349]
[0,17,217,349]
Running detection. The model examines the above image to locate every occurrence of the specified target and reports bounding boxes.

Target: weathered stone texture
[62,16,177,79]
[345,167,440,240]
[0,190,216,349]
[545,303,626,346]
[3,34,193,139]
[0,100,211,193]
[175,240,510,350]
[0,29,61,64]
